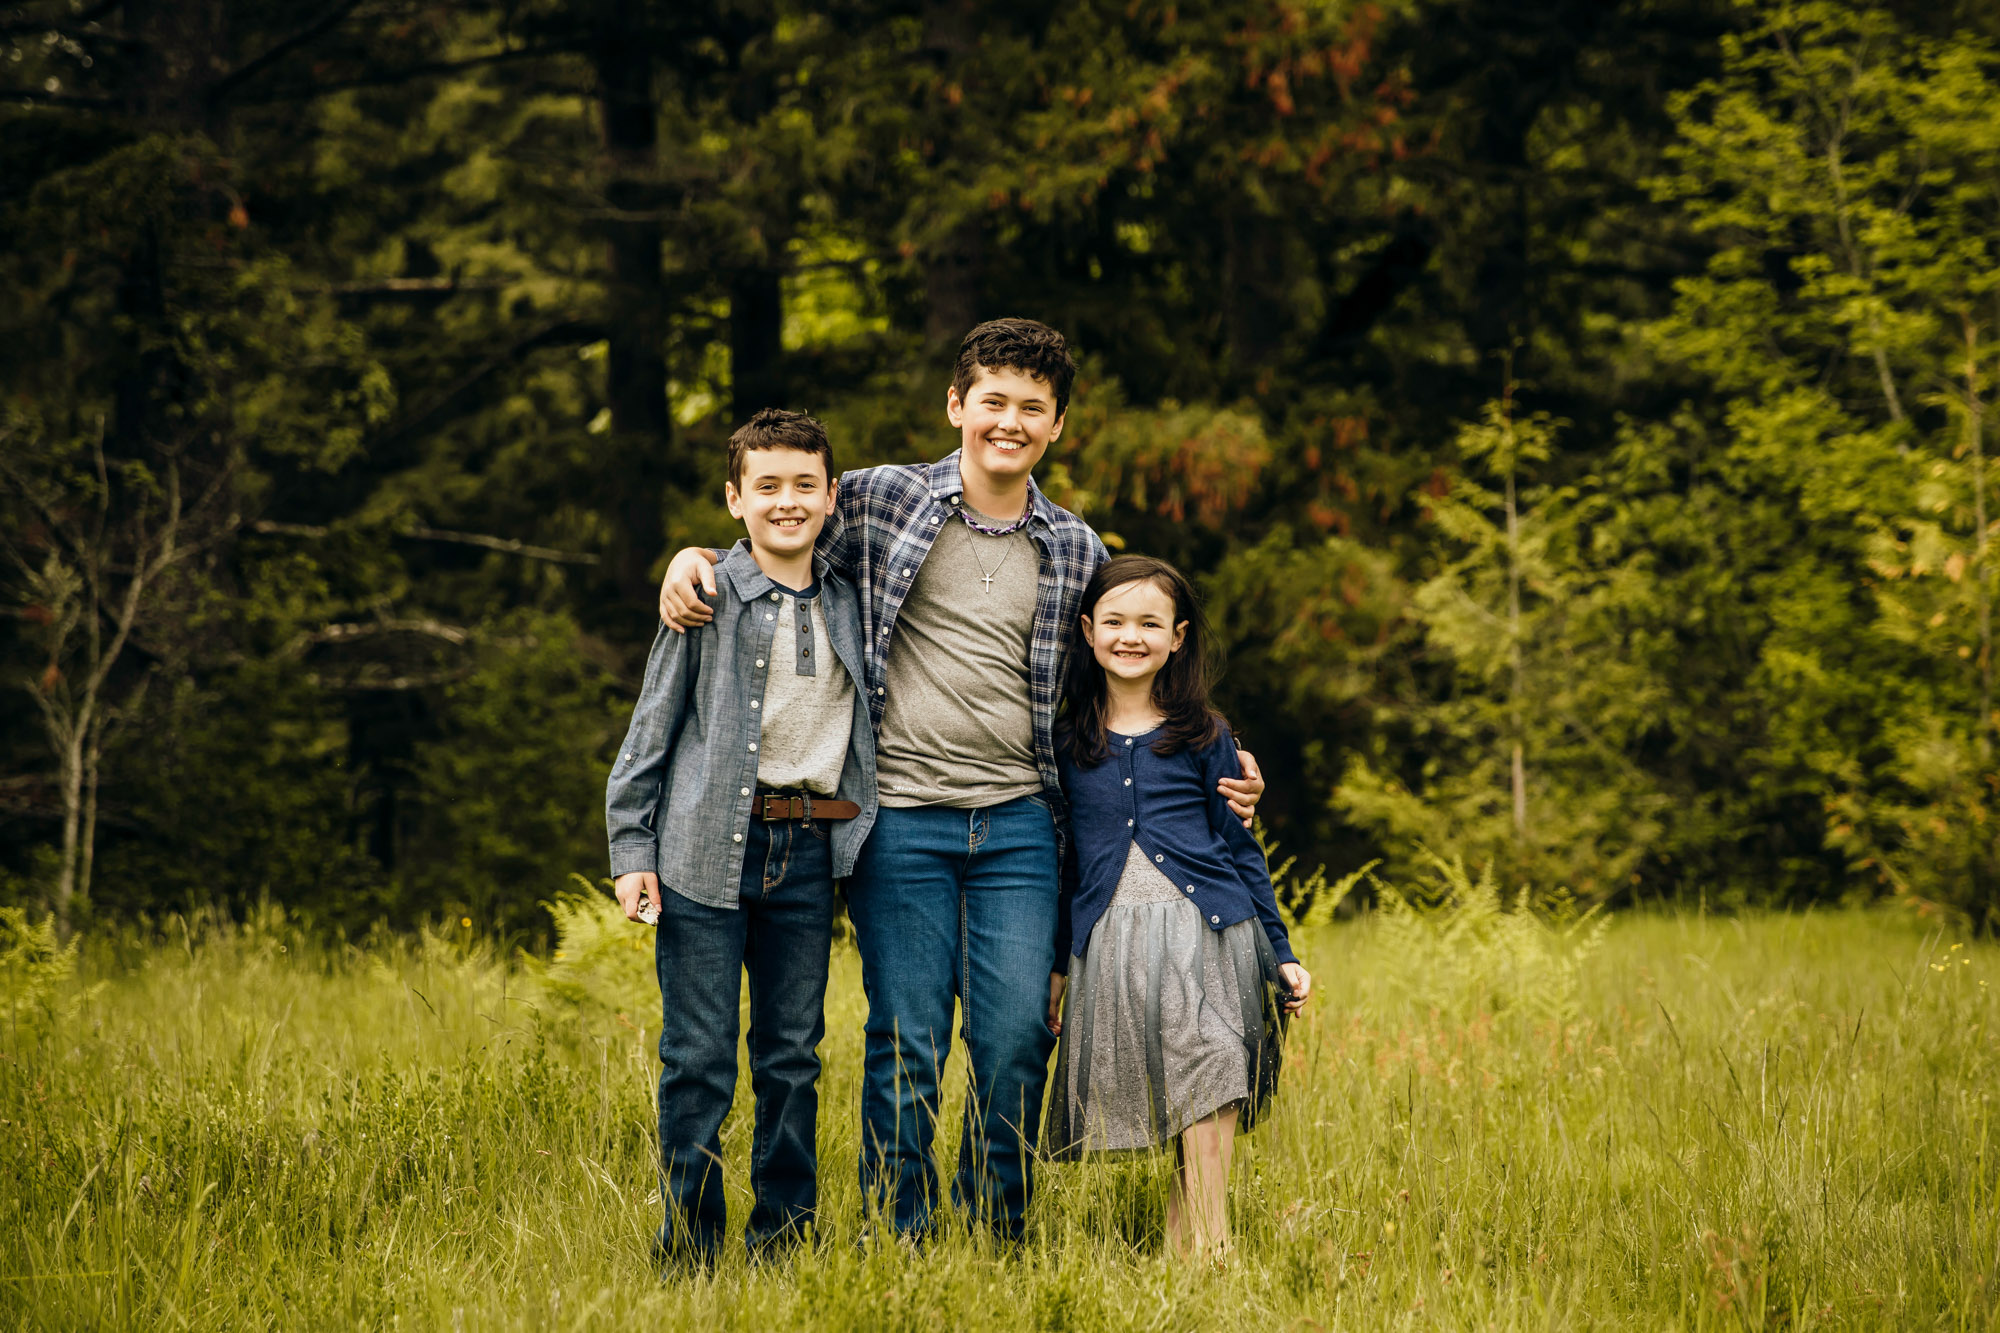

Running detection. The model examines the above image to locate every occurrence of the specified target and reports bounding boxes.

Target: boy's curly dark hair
[726,407,832,489]
[952,318,1077,418]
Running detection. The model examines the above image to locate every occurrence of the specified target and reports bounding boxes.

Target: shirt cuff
[609,843,656,878]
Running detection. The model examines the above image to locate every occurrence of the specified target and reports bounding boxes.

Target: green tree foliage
[4,0,1996,935]
[1645,0,2000,923]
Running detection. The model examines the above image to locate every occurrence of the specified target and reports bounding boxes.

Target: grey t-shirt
[757,586,856,796]
[874,508,1042,808]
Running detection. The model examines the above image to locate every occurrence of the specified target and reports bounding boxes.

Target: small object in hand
[638,898,660,927]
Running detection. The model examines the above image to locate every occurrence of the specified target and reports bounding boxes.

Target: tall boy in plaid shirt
[658,319,1264,1243]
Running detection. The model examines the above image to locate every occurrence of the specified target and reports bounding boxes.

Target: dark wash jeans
[654,814,833,1261]
[847,795,1060,1241]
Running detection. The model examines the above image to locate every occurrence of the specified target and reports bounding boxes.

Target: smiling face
[947,365,1065,500]
[725,446,834,561]
[1083,577,1187,692]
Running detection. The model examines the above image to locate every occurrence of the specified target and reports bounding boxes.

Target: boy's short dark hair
[726,408,833,489]
[952,318,1077,418]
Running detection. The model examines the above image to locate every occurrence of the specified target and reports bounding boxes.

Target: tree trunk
[1506,463,1528,842]
[1966,316,1994,756]
[595,13,672,604]
[730,267,785,419]
[921,0,982,348]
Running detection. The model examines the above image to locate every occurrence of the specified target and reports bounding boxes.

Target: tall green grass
[1,901,1995,1330]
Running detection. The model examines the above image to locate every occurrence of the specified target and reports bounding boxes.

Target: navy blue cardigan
[1055,720,1297,974]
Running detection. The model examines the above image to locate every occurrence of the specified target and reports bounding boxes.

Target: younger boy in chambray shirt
[605,408,877,1267]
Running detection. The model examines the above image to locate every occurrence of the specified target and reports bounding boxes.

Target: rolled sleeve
[605,622,699,878]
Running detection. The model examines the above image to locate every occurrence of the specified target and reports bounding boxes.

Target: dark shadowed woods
[2,0,1997,938]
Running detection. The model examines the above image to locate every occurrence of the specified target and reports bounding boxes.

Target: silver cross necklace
[966,523,1013,593]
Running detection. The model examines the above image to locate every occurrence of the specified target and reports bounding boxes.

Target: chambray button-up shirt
[817,449,1108,800]
[606,542,877,908]
[1056,721,1296,972]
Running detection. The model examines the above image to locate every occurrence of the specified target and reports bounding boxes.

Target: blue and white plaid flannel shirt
[819,449,1109,805]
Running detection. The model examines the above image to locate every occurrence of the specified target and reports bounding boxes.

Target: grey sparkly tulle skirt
[1044,842,1286,1158]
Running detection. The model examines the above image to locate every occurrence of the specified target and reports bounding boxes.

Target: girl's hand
[1277,962,1312,1014]
[1047,972,1069,1036]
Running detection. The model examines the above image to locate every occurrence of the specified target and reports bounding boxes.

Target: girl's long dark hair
[1060,555,1223,766]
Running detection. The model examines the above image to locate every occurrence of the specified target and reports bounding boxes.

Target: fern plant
[1370,849,1609,1023]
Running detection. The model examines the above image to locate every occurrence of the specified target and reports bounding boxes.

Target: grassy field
[1,897,1996,1331]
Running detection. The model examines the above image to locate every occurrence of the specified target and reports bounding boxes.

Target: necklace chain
[962,515,1016,593]
[956,501,1032,537]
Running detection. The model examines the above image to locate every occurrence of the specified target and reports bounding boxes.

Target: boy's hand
[614,870,660,923]
[1046,972,1068,1037]
[658,548,721,630]
[1277,962,1312,1014]
[1219,746,1266,828]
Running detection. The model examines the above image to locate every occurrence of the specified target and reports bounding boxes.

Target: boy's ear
[1048,409,1066,443]
[946,384,966,427]
[724,480,744,520]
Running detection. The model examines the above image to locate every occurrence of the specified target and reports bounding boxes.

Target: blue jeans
[847,795,1060,1240]
[654,815,834,1261]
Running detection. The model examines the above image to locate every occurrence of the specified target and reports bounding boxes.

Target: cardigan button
[1209,915,1220,925]
[1154,854,1163,863]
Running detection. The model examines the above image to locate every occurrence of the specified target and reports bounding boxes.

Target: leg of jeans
[848,805,964,1238]
[741,817,835,1253]
[654,875,748,1262]
[952,795,1060,1241]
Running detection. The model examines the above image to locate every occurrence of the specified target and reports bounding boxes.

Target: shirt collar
[928,449,1057,529]
[718,538,828,600]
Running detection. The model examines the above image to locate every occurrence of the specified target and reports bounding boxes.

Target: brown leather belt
[754,791,861,822]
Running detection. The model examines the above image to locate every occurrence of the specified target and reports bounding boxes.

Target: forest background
[3,0,1998,941]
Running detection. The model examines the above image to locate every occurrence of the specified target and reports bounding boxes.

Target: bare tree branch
[248,519,598,566]
[284,618,473,652]
[230,44,577,104]
[372,316,605,453]
[206,0,366,105]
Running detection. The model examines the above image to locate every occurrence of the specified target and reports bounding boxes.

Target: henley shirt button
[950,495,960,505]
[877,687,885,696]
[770,592,780,602]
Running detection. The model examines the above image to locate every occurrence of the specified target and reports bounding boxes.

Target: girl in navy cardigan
[1044,555,1311,1266]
